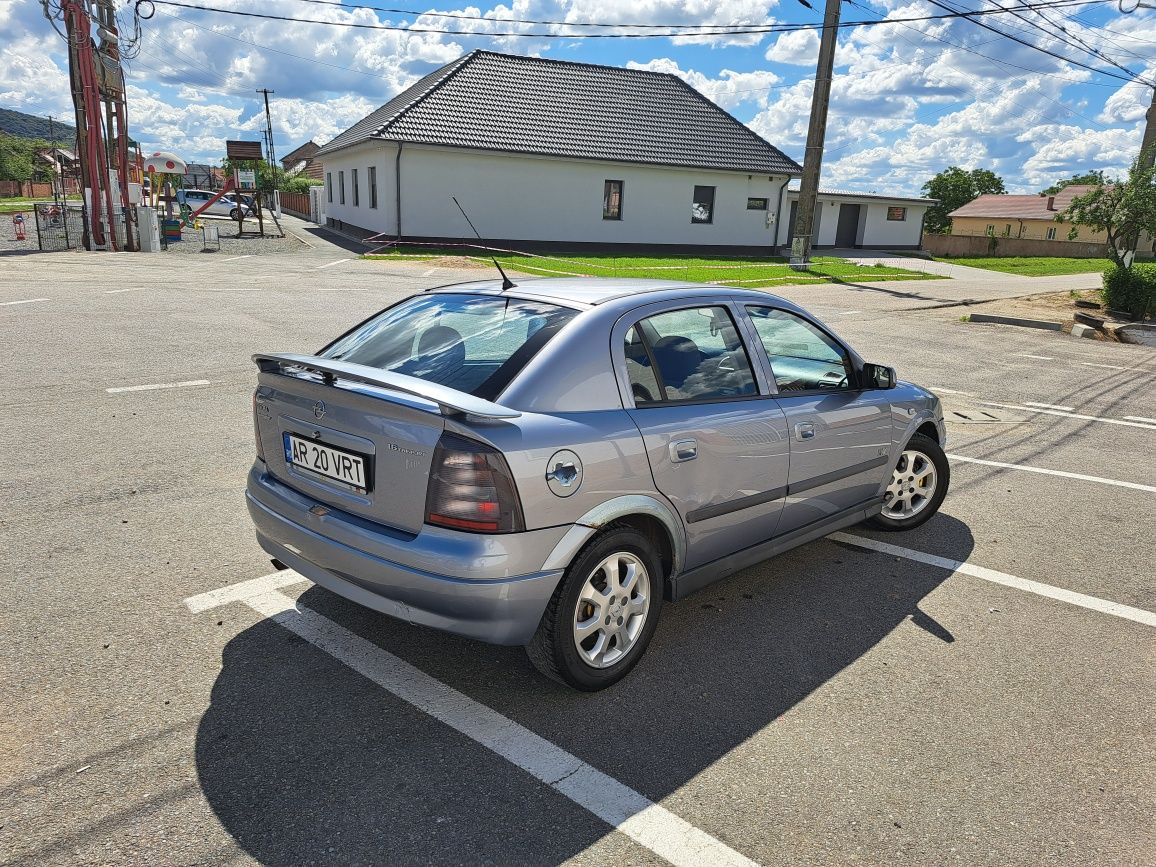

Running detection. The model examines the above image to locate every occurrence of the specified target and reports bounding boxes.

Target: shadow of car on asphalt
[195,513,972,864]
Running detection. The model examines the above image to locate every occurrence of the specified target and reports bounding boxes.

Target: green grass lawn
[0,197,41,214]
[933,255,1111,276]
[364,247,935,286]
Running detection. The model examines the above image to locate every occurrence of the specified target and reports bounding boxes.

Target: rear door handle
[670,439,698,463]
[794,423,816,441]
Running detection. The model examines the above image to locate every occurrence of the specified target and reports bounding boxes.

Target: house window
[603,180,623,220]
[1046,226,1056,240]
[338,170,345,205]
[326,172,332,204]
[1005,224,1012,237]
[692,185,715,224]
[368,166,378,209]
[986,225,995,236]
[886,206,906,221]
[351,168,359,207]
[746,197,769,211]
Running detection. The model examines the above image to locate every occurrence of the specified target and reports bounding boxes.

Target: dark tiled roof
[316,50,801,176]
[948,185,1098,219]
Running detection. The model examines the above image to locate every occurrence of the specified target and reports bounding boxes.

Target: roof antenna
[452,196,515,290]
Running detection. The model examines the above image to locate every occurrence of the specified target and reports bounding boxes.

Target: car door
[617,299,790,572]
[742,304,894,537]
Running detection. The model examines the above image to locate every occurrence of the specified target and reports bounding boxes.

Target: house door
[835,204,860,247]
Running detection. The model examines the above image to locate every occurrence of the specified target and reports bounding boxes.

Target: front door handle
[670,439,698,463]
[794,422,816,441]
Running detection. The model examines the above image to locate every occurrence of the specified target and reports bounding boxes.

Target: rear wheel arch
[605,513,674,593]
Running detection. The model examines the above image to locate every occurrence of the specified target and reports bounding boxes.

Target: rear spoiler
[253,353,521,419]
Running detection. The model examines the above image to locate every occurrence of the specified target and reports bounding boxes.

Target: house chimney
[1046,195,1056,211]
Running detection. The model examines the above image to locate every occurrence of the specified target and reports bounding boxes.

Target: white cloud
[765,29,817,65]
[626,58,780,109]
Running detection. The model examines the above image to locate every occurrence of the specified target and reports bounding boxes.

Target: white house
[779,187,936,251]
[316,51,929,253]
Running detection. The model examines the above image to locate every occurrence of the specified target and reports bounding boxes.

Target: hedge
[1103,263,1156,319]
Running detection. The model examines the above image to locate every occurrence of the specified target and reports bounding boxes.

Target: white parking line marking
[184,570,306,613]
[185,579,759,867]
[421,268,438,276]
[930,387,973,395]
[105,287,143,294]
[316,287,368,291]
[106,379,211,393]
[1017,354,1054,360]
[980,402,1156,431]
[0,298,48,306]
[946,454,1156,493]
[222,255,252,262]
[1124,416,1156,424]
[313,259,350,270]
[1024,401,1075,411]
[830,533,1156,628]
[1078,362,1129,371]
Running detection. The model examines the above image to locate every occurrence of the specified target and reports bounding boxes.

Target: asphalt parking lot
[1,243,1153,866]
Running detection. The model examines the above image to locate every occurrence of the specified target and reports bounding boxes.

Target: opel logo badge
[312,400,326,420]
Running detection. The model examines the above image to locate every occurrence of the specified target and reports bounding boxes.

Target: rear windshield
[320,293,578,400]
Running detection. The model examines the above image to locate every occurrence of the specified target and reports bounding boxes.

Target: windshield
[320,293,578,400]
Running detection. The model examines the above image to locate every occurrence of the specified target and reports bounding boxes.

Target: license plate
[284,434,370,492]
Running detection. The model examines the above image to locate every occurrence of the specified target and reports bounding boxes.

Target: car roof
[427,276,791,309]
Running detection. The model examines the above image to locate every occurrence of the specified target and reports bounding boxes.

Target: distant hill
[0,107,76,143]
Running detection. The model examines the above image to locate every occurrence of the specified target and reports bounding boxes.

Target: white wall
[777,193,929,249]
[321,142,792,247]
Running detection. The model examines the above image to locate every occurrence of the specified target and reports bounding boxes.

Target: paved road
[1,247,1152,866]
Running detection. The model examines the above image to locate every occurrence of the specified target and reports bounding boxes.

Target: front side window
[368,166,378,209]
[321,294,578,400]
[603,180,623,220]
[338,170,345,205]
[351,168,359,207]
[692,185,715,224]
[628,306,755,403]
[326,173,333,203]
[747,306,851,393]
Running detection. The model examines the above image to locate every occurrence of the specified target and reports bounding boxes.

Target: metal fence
[33,202,84,251]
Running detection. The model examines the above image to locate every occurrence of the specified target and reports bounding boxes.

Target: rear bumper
[246,465,567,645]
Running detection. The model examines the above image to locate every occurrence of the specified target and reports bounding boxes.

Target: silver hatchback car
[247,278,948,690]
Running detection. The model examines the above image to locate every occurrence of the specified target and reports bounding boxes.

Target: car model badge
[312,400,326,420]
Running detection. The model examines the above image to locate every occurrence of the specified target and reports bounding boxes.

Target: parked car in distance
[180,189,250,220]
[247,278,949,690]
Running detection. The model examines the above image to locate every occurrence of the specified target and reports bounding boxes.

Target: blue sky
[3,0,1154,195]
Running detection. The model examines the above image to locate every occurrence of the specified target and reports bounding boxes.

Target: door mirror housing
[863,362,897,389]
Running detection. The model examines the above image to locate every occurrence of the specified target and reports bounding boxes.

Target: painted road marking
[947,453,1156,493]
[0,298,48,306]
[107,379,211,393]
[1017,354,1054,360]
[185,578,759,867]
[316,287,368,291]
[222,255,252,262]
[1024,401,1075,411]
[930,387,973,395]
[105,287,143,294]
[831,533,1156,629]
[1124,416,1156,424]
[313,259,350,270]
[1078,362,1129,371]
[980,402,1156,431]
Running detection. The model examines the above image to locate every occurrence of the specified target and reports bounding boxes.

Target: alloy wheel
[882,449,938,519]
[572,552,651,669]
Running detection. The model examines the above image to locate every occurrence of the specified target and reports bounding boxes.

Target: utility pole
[47,115,61,208]
[790,0,842,269]
[257,88,277,172]
[1140,84,1156,170]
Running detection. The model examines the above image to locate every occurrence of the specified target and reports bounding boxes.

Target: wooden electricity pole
[790,0,842,269]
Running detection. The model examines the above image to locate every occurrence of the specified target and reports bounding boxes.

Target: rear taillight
[252,391,265,461]
[425,433,525,534]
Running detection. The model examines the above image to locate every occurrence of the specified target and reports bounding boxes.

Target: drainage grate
[944,405,1025,424]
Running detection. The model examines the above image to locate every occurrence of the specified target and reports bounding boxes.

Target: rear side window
[627,306,756,403]
[321,294,578,400]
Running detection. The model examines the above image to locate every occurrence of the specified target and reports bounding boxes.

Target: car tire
[867,432,950,531]
[230,208,242,220]
[526,527,663,691]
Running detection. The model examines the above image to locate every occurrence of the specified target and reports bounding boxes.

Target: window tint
[338,170,345,205]
[321,294,578,400]
[624,325,660,404]
[634,306,755,402]
[368,166,378,209]
[351,168,359,207]
[326,172,333,203]
[747,306,851,392]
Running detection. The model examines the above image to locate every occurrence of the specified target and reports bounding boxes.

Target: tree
[1062,150,1156,270]
[0,133,46,182]
[1039,171,1105,196]
[920,166,1006,234]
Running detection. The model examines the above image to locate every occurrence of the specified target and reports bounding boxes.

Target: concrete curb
[1070,323,1097,339]
[968,313,1063,331]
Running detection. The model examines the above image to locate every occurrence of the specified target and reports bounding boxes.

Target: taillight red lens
[425,433,525,534]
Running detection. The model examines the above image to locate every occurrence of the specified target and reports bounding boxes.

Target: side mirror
[863,362,897,389]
